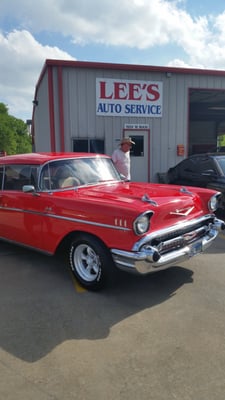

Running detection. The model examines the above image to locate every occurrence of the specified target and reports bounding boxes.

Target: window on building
[130,135,144,157]
[73,139,105,153]
[90,139,104,153]
[73,139,88,152]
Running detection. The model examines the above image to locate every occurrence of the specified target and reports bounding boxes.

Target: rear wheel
[68,233,116,290]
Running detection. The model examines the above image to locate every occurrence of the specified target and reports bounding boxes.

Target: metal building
[32,59,225,182]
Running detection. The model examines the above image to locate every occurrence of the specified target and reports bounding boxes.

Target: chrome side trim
[45,213,131,230]
[0,206,131,231]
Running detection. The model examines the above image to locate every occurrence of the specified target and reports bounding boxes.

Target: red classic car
[0,152,224,290]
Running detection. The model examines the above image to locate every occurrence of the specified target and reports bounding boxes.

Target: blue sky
[1,0,225,121]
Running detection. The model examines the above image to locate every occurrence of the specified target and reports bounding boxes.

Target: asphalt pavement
[1,233,225,400]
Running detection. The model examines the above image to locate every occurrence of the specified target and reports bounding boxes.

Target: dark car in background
[167,153,225,211]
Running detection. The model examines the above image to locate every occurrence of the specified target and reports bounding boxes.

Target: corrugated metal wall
[33,72,51,152]
[33,62,225,182]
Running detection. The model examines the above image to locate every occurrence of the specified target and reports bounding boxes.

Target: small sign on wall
[177,144,185,156]
[124,124,149,129]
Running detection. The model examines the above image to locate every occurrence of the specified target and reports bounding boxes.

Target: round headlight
[208,193,220,212]
[133,213,150,235]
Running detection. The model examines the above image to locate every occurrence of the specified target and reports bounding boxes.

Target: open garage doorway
[189,88,225,155]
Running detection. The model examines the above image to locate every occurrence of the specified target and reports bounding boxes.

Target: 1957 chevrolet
[0,152,224,290]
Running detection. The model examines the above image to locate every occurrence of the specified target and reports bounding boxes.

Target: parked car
[167,153,225,211]
[0,152,224,290]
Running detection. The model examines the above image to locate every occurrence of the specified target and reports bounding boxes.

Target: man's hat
[120,137,135,145]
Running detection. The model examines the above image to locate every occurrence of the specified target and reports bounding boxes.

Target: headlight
[208,193,220,212]
[133,213,150,235]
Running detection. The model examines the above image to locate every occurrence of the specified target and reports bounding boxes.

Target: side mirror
[22,185,35,193]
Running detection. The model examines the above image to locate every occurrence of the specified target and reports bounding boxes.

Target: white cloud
[0,29,74,120]
[1,0,224,67]
[1,0,225,118]
[0,0,210,49]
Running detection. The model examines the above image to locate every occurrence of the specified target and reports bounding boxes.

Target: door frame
[123,128,150,182]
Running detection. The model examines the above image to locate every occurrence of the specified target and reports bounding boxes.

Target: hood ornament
[170,206,194,216]
[142,194,158,206]
[180,187,193,195]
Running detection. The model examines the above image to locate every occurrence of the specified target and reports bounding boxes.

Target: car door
[179,156,208,187]
[0,164,45,250]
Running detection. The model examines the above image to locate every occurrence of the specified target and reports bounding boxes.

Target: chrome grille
[142,216,214,255]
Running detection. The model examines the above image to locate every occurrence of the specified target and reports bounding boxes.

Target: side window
[4,166,19,190]
[40,162,60,190]
[4,165,38,190]
[40,164,50,190]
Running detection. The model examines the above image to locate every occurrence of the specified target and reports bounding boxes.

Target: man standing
[112,137,135,181]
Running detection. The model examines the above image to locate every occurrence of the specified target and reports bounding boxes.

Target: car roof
[189,152,225,158]
[0,152,110,165]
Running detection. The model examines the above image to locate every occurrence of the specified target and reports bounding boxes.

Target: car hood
[76,181,210,227]
[80,181,198,203]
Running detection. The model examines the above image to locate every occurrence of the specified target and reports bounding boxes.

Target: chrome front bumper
[111,217,225,275]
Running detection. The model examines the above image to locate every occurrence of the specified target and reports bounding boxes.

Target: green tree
[0,103,32,155]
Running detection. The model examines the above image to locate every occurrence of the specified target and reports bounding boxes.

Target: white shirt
[112,148,131,180]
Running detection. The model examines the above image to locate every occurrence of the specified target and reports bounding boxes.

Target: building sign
[96,78,163,117]
[124,124,149,129]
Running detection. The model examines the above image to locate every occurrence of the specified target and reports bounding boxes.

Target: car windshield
[40,156,121,190]
[216,157,225,175]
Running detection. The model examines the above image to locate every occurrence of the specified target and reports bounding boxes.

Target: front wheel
[68,234,116,290]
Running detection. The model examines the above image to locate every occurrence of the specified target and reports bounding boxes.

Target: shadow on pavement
[0,242,193,362]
